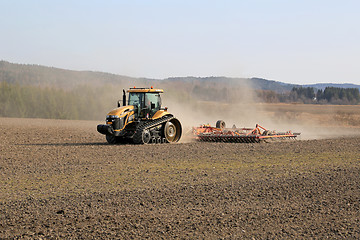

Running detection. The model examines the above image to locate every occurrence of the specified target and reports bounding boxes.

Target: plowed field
[0,117,359,239]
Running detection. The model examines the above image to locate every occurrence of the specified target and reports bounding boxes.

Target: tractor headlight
[107,115,120,119]
[106,115,123,130]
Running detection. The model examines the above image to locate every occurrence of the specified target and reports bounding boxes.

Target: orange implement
[192,121,300,143]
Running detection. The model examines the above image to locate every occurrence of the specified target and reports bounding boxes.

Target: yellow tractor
[97,87,182,144]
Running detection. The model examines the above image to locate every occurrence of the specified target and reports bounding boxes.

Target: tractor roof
[127,88,163,93]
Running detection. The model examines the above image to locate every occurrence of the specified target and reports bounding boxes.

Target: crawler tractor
[97,87,182,144]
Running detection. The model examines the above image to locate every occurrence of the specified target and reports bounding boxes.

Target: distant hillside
[0,61,298,92]
[1,60,359,92]
[2,60,359,93]
[0,60,141,89]
[249,78,297,93]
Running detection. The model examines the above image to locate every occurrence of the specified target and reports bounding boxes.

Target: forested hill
[0,60,142,89]
[1,60,359,92]
[0,60,295,92]
[164,77,295,93]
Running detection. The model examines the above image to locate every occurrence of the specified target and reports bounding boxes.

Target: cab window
[128,92,144,107]
[145,93,161,110]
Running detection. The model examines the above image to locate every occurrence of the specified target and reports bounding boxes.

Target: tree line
[257,86,360,104]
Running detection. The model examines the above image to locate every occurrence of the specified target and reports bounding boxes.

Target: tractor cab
[126,87,163,119]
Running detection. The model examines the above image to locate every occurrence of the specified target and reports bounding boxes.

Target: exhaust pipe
[123,89,126,106]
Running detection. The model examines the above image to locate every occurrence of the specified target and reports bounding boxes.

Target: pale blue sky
[1,0,359,84]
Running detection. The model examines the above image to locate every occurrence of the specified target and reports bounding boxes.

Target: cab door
[144,93,161,118]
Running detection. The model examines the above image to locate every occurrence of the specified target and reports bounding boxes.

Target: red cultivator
[192,121,300,143]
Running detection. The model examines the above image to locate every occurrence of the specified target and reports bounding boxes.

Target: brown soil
[0,117,359,239]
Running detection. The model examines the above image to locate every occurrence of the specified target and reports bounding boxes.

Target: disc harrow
[192,121,300,143]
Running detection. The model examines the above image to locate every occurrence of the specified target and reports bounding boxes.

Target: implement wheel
[164,118,182,143]
[216,120,226,129]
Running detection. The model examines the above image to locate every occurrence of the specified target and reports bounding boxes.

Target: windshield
[128,92,144,106]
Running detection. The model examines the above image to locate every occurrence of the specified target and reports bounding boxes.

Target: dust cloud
[161,82,360,142]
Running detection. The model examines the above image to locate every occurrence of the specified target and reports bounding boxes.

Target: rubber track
[133,115,174,144]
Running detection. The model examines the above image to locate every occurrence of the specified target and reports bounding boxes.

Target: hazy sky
[1,0,359,84]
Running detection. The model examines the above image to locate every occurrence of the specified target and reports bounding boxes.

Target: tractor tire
[164,118,182,143]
